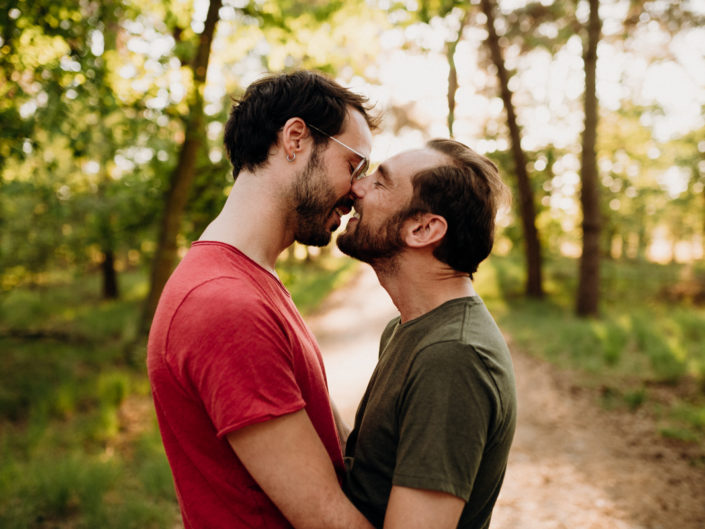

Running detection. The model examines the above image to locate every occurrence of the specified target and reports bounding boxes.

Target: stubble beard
[291,147,338,247]
[337,209,408,271]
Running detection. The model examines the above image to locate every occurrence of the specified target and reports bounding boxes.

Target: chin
[298,233,332,247]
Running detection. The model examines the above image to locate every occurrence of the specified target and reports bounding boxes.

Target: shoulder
[410,340,484,378]
[412,297,511,370]
[167,275,289,347]
[178,275,259,312]
[407,304,516,421]
[405,334,502,401]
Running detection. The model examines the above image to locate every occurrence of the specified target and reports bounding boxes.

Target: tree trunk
[98,0,120,300]
[101,249,119,299]
[480,0,543,298]
[702,178,705,246]
[446,11,470,138]
[97,187,120,299]
[576,0,602,317]
[140,0,223,335]
[603,225,615,260]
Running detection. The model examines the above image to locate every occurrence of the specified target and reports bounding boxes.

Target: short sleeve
[166,278,306,438]
[393,342,492,500]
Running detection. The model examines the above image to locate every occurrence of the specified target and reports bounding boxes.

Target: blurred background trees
[2,1,704,525]
[2,0,703,321]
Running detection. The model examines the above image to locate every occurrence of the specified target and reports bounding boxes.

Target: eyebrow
[377,163,392,186]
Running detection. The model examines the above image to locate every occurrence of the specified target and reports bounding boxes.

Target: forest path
[308,265,705,529]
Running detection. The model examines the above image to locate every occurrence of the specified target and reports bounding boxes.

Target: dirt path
[308,266,705,529]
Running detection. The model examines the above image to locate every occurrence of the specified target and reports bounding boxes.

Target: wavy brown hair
[224,70,378,179]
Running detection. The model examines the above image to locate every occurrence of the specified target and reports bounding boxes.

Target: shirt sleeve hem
[216,401,307,439]
[392,473,472,501]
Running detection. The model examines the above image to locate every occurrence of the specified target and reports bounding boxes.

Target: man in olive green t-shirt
[336,139,517,529]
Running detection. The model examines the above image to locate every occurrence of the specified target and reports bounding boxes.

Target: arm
[383,485,465,529]
[227,409,374,529]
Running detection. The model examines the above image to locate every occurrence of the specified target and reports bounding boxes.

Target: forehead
[384,147,450,187]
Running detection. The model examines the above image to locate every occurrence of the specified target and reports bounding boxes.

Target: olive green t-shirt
[343,297,517,529]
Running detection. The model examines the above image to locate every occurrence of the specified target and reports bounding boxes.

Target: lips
[340,205,360,231]
[333,197,354,217]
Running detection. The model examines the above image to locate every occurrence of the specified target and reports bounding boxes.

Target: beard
[337,208,408,266]
[291,147,339,247]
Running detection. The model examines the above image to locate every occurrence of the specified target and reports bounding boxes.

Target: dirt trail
[308,266,705,529]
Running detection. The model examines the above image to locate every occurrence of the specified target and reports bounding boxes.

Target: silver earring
[287,153,296,162]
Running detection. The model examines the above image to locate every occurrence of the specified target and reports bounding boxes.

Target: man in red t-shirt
[147,71,376,529]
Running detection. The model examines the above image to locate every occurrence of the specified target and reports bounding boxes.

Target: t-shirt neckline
[399,296,481,329]
[192,240,289,295]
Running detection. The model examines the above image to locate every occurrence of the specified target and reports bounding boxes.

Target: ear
[402,213,447,249]
[280,117,309,160]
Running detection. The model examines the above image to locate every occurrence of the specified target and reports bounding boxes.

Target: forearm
[290,486,372,529]
[228,409,373,529]
[253,454,370,529]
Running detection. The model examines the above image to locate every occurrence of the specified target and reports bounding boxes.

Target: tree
[669,124,705,258]
[480,0,544,298]
[576,0,602,316]
[140,0,223,334]
[93,0,122,299]
[446,9,470,138]
[0,0,156,295]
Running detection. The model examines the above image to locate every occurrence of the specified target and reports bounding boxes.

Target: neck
[199,170,295,275]
[373,252,476,323]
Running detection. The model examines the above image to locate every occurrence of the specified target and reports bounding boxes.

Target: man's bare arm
[227,409,373,529]
[383,485,465,529]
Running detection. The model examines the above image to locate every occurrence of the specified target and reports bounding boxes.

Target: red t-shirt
[147,241,344,528]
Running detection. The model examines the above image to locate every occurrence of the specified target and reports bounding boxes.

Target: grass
[0,264,178,528]
[475,252,705,445]
[2,250,704,526]
[0,255,356,528]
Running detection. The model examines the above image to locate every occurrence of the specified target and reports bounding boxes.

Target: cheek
[338,180,353,196]
[327,163,352,196]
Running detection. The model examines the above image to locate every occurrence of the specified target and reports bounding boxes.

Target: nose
[350,174,368,199]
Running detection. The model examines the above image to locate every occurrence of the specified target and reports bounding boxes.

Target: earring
[287,153,296,162]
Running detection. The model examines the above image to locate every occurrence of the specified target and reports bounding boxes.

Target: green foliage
[0,446,177,529]
[477,252,705,442]
[658,399,705,443]
[277,253,358,314]
[0,454,116,528]
[1,0,388,297]
[0,333,143,524]
[133,430,179,502]
[1,0,704,515]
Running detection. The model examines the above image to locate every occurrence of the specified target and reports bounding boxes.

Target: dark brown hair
[224,70,377,178]
[407,139,510,278]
